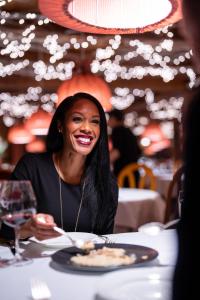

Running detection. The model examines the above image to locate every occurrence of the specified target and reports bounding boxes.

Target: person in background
[172,1,200,299]
[107,109,142,187]
[0,92,118,241]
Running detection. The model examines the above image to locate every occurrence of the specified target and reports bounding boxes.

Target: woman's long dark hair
[46,93,118,234]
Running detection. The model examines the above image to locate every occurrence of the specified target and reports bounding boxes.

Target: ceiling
[0,0,197,129]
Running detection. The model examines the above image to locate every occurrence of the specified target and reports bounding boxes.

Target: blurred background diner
[0,0,196,234]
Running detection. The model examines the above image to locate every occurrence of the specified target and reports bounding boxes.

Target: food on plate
[70,246,136,267]
[80,240,95,250]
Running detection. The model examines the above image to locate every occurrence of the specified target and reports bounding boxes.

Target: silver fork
[31,278,51,300]
[53,226,86,248]
[98,235,114,244]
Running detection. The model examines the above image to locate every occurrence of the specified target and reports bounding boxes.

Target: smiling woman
[0,93,118,241]
[57,98,100,158]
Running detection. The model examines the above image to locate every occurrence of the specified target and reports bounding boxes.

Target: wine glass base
[13,256,33,267]
[0,257,33,267]
[0,258,15,268]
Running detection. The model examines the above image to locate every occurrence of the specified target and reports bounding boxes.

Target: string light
[0,0,12,7]
[0,87,57,126]
[111,87,184,121]
[0,10,197,127]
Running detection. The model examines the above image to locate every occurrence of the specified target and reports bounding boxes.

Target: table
[115,188,166,231]
[0,230,177,300]
[155,173,173,199]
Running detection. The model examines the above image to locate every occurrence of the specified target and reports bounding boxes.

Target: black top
[0,153,118,239]
[111,126,141,176]
[1,152,118,239]
[12,152,92,232]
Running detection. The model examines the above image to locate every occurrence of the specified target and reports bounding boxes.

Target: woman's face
[60,98,101,156]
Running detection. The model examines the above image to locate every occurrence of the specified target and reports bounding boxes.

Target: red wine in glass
[2,209,35,227]
[0,180,37,266]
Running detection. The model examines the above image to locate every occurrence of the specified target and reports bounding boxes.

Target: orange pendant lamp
[56,73,112,111]
[39,0,182,34]
[7,124,34,144]
[141,123,171,156]
[25,138,46,153]
[25,110,52,136]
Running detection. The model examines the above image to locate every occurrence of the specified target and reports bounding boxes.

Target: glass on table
[178,190,184,218]
[0,180,37,266]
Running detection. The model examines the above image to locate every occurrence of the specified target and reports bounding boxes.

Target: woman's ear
[57,121,62,133]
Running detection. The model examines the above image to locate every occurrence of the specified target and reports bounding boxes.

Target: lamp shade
[7,124,34,144]
[141,123,171,155]
[25,138,46,153]
[56,74,112,111]
[25,110,52,136]
[39,0,182,34]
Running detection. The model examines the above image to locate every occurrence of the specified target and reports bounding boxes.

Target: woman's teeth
[76,137,92,145]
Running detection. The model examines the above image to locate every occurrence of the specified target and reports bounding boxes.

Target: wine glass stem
[14,226,22,261]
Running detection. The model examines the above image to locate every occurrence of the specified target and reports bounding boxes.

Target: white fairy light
[33,60,74,81]
[133,126,145,136]
[0,10,197,126]
[0,87,57,126]
[111,94,135,109]
[139,117,149,126]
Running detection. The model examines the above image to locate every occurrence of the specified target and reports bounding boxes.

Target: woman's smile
[74,134,94,146]
[61,98,100,155]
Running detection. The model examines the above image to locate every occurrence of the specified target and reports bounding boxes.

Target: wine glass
[0,180,37,266]
[178,190,184,218]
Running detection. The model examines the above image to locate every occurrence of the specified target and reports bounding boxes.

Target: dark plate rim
[51,243,159,272]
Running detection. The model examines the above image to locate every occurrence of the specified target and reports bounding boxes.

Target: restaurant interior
[0,0,194,168]
[0,1,196,299]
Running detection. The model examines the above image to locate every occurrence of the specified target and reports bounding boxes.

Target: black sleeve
[11,153,35,181]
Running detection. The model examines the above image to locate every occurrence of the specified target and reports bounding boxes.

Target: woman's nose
[80,121,92,133]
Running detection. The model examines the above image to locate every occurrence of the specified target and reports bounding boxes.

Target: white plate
[95,266,174,300]
[29,232,98,249]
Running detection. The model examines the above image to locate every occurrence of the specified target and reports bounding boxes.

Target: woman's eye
[72,116,82,122]
[92,119,100,124]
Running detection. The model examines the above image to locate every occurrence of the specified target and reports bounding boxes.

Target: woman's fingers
[33,214,55,228]
[33,213,56,228]
[19,213,61,240]
[31,226,60,241]
[30,213,61,240]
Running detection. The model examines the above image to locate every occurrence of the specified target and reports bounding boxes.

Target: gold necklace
[57,157,85,231]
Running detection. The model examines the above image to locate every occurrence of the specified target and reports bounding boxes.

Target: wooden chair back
[164,165,184,223]
[117,162,156,190]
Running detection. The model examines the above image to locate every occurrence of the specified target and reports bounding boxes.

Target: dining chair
[117,162,156,190]
[164,165,184,223]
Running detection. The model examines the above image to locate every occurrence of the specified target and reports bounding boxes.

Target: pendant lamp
[7,124,34,144]
[56,73,112,111]
[141,123,171,155]
[25,138,46,153]
[25,110,52,136]
[39,0,182,34]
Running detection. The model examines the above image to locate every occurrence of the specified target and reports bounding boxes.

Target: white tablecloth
[0,230,177,300]
[115,188,166,230]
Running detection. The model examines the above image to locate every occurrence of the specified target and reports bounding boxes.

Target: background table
[115,188,166,231]
[0,230,177,300]
[155,173,173,199]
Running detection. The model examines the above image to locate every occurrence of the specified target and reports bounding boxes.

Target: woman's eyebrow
[71,111,100,118]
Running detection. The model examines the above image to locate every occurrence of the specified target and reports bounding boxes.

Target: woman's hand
[19,213,61,240]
